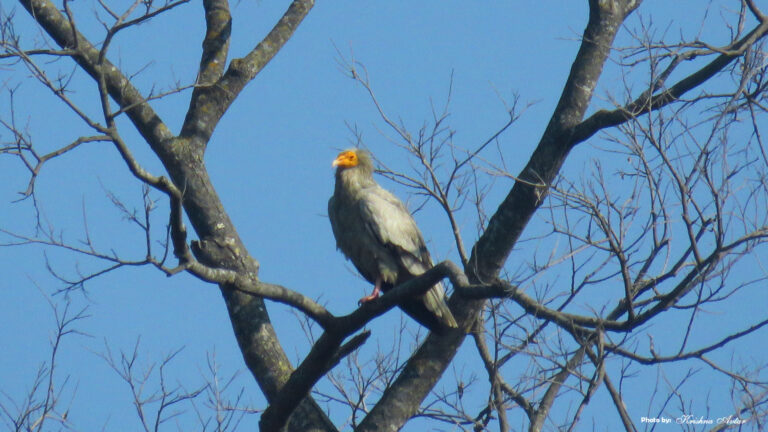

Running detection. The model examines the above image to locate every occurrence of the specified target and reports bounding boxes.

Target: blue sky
[2,1,766,430]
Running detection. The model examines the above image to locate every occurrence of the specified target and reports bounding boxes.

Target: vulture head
[331,149,372,170]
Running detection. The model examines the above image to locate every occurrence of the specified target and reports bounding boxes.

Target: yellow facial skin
[332,150,359,168]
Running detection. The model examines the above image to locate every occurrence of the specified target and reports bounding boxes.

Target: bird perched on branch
[328,149,458,332]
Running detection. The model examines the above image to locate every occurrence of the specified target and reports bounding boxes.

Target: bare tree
[3,0,768,431]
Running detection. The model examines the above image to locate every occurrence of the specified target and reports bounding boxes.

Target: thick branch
[180,0,314,147]
[197,0,231,85]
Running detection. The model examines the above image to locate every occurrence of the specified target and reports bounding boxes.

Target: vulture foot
[358,278,382,305]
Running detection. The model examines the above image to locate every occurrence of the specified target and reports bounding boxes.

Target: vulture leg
[358,277,383,305]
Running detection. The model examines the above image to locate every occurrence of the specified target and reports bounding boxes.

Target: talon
[358,277,382,306]
[358,292,378,304]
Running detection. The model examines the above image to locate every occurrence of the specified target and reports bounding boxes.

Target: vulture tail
[400,282,458,333]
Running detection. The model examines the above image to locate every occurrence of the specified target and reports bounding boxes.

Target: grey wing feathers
[361,186,458,330]
[360,185,432,274]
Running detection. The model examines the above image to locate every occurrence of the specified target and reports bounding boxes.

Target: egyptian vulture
[328,149,458,332]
